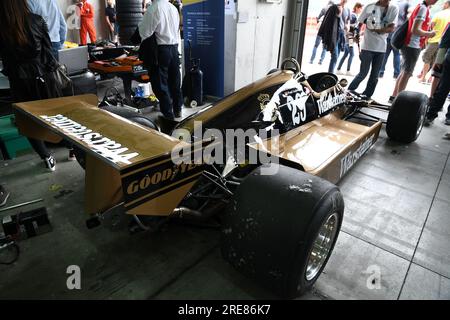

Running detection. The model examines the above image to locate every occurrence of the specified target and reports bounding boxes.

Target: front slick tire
[221,165,344,299]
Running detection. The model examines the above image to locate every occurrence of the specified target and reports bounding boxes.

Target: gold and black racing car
[13,58,428,298]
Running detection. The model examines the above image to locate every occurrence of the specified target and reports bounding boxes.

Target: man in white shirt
[348,0,398,99]
[27,0,67,59]
[139,0,182,119]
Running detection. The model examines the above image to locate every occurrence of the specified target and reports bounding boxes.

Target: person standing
[27,0,67,60]
[418,1,450,83]
[138,0,183,120]
[310,1,334,65]
[77,0,97,45]
[348,0,398,99]
[390,0,438,103]
[0,0,62,171]
[105,0,117,43]
[379,0,410,79]
[337,2,363,75]
[328,0,351,73]
[424,25,450,126]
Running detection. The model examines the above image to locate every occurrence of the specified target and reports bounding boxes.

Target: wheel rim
[305,212,339,281]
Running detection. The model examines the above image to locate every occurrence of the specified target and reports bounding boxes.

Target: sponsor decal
[40,115,139,165]
[121,158,204,210]
[340,135,375,178]
[318,88,347,115]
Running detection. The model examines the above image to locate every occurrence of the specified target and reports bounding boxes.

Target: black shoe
[379,73,384,78]
[0,185,10,207]
[174,111,182,118]
[423,117,434,127]
[445,118,450,126]
[44,155,56,172]
[388,96,396,104]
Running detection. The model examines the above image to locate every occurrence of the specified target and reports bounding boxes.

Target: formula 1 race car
[13,58,428,299]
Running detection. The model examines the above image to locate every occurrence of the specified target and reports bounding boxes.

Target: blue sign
[183,0,225,98]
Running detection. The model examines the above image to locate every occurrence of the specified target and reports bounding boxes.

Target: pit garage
[0,0,449,301]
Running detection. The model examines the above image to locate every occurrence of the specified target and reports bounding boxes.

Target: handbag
[391,19,409,50]
[54,63,74,95]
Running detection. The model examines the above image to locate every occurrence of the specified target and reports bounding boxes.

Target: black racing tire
[117,13,143,26]
[221,164,344,299]
[116,0,143,13]
[386,91,428,143]
[127,116,160,131]
[119,27,138,45]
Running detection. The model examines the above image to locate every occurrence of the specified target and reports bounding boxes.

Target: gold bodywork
[13,71,382,217]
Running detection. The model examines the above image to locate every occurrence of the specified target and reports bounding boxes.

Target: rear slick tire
[221,164,344,299]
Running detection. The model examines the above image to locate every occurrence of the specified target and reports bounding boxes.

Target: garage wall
[234,0,292,90]
[56,0,108,43]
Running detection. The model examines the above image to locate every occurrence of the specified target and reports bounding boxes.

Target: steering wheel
[281,58,301,74]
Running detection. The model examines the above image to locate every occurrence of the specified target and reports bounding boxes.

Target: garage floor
[1,78,449,300]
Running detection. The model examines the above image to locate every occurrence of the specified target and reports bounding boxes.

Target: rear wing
[14,95,203,216]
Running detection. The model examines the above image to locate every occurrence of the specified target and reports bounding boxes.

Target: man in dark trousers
[139,0,183,120]
[424,25,450,126]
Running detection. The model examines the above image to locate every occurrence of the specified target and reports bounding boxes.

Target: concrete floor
[1,72,450,300]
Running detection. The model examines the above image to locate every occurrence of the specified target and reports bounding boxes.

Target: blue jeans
[379,38,401,77]
[337,44,355,71]
[310,35,327,64]
[51,42,63,60]
[349,50,385,98]
[329,30,345,73]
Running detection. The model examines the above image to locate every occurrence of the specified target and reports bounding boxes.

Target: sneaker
[318,61,323,65]
[336,69,343,75]
[423,117,434,127]
[0,185,10,207]
[309,60,314,64]
[346,71,353,76]
[44,156,56,172]
[445,118,450,126]
[388,96,396,104]
[68,149,76,161]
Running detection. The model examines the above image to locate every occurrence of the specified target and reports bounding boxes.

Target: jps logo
[126,163,199,195]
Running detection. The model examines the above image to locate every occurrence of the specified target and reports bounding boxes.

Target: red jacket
[405,3,430,48]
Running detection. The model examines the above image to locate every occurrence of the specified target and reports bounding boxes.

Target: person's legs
[150,46,174,119]
[328,45,340,73]
[348,50,372,92]
[337,44,349,71]
[80,20,88,45]
[347,46,355,72]
[392,48,401,78]
[362,52,384,98]
[379,39,392,77]
[427,58,450,122]
[87,19,97,44]
[27,138,51,159]
[168,45,183,116]
[392,47,420,98]
[319,46,327,64]
[310,35,322,63]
